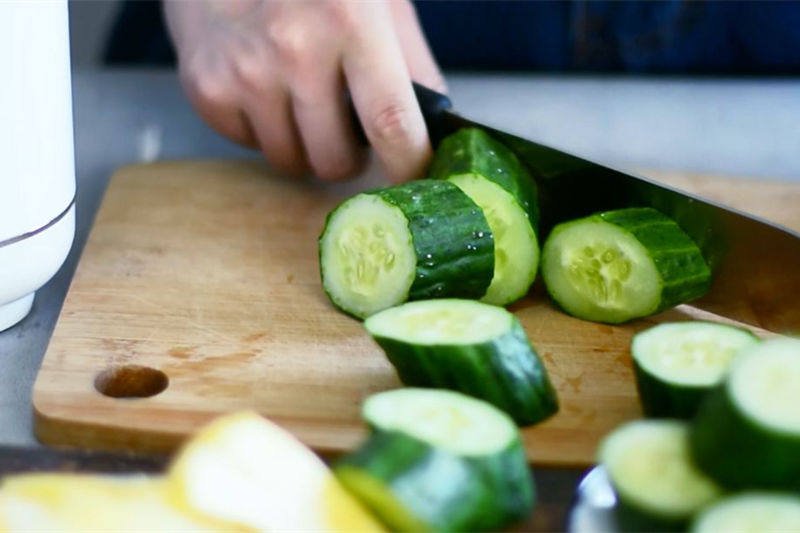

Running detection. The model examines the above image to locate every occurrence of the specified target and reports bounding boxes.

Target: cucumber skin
[375,181,495,301]
[371,319,559,426]
[613,494,690,533]
[689,385,800,491]
[690,385,800,491]
[597,209,711,312]
[633,364,711,419]
[428,128,540,231]
[335,430,535,532]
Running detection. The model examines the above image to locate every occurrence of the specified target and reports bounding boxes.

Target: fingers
[179,57,258,148]
[241,88,309,177]
[276,25,365,181]
[342,4,432,183]
[389,0,447,93]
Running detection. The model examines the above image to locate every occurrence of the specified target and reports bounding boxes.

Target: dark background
[102,0,800,75]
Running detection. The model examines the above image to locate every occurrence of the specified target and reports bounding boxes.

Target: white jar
[0,0,76,331]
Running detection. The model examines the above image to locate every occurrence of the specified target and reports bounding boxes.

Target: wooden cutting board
[33,161,800,466]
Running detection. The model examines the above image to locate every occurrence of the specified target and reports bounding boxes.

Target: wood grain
[33,161,800,465]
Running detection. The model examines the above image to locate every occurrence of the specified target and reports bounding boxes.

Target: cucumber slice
[599,420,723,532]
[448,175,539,305]
[691,493,800,533]
[430,128,540,305]
[690,337,800,490]
[542,207,711,324]
[364,299,558,425]
[319,180,494,318]
[168,411,384,532]
[632,321,759,418]
[335,388,535,532]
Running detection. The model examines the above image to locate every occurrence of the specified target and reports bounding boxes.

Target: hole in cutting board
[94,365,169,398]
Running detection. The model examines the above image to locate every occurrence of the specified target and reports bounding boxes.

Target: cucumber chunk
[336,389,535,532]
[599,420,722,531]
[365,299,558,425]
[542,207,711,324]
[691,337,800,490]
[319,181,494,318]
[429,128,541,305]
[691,493,800,533]
[632,321,759,418]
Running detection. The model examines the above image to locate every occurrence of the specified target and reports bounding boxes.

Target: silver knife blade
[437,110,800,335]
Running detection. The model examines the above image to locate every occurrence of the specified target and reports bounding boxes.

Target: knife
[355,83,800,334]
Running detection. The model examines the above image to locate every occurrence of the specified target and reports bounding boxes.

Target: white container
[0,0,76,331]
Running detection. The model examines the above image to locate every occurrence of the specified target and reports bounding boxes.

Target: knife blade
[366,83,800,334]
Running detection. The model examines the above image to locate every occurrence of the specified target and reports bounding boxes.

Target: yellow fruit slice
[0,473,240,531]
[168,411,384,532]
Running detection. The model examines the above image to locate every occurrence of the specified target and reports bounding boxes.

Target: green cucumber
[335,388,535,532]
[632,321,759,418]
[430,128,540,305]
[541,207,711,324]
[691,493,800,533]
[319,180,494,318]
[690,337,800,490]
[364,299,558,425]
[598,420,723,532]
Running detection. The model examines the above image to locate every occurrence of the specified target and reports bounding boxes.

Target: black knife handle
[350,82,453,147]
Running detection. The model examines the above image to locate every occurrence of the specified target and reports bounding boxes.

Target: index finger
[341,4,432,183]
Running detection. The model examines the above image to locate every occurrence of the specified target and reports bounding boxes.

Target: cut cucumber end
[691,493,800,533]
[599,420,722,520]
[633,322,759,387]
[543,219,661,323]
[365,299,513,346]
[448,173,539,305]
[320,194,417,318]
[729,337,800,435]
[363,388,517,457]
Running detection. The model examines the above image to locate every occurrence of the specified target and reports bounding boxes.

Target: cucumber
[319,180,494,318]
[598,420,723,532]
[541,207,711,324]
[430,128,540,305]
[364,299,558,425]
[335,388,535,532]
[632,321,759,418]
[690,337,800,490]
[691,493,800,533]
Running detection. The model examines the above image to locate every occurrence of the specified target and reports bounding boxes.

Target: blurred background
[66,0,800,181]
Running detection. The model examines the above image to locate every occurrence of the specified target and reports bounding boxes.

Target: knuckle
[180,59,234,106]
[368,100,414,145]
[325,0,358,32]
[267,21,311,68]
[230,53,267,94]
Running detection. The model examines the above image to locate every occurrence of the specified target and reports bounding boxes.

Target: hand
[164,0,445,182]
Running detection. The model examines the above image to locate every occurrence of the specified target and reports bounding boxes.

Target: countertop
[2,69,798,448]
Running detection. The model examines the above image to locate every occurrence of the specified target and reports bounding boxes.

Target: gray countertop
[1,69,798,447]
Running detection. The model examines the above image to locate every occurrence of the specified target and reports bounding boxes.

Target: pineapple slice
[168,411,384,532]
[0,474,240,531]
